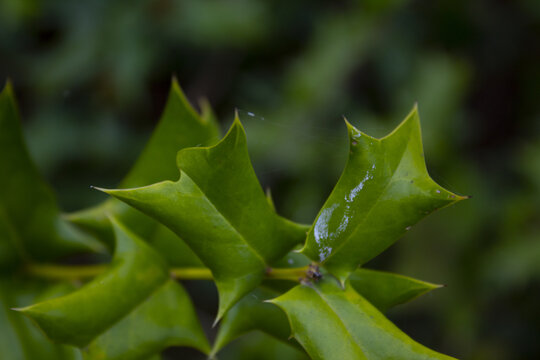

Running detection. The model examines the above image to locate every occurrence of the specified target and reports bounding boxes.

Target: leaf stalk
[25,263,309,282]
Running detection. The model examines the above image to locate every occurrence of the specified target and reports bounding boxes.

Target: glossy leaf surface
[270,278,456,360]
[0,82,101,269]
[349,269,441,312]
[16,218,209,357]
[301,107,465,282]
[213,258,439,356]
[67,79,220,255]
[102,116,308,319]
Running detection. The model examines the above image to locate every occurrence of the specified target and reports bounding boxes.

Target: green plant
[0,79,466,359]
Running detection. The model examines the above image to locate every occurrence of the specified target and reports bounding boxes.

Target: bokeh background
[1,0,539,359]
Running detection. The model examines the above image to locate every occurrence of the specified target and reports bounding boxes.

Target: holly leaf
[0,279,81,359]
[149,224,205,268]
[67,78,220,254]
[269,278,456,360]
[212,255,440,356]
[211,287,303,357]
[84,279,209,359]
[100,116,308,320]
[349,268,442,312]
[300,106,466,282]
[15,217,209,357]
[0,82,102,270]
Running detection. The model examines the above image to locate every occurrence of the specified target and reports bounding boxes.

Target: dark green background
[1,0,539,359]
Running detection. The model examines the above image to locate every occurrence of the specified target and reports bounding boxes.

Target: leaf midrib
[309,285,367,359]
[183,172,267,267]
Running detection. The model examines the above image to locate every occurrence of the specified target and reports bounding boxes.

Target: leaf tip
[265,187,276,211]
[343,117,356,133]
[2,78,14,94]
[407,102,420,120]
[223,110,246,142]
[451,193,471,203]
[198,97,215,124]
[90,185,113,195]
[11,305,36,317]
[171,74,179,87]
[232,110,244,130]
[212,315,221,328]
[214,291,237,328]
[293,247,304,254]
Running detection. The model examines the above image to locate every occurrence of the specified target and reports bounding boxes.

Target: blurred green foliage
[1,0,539,359]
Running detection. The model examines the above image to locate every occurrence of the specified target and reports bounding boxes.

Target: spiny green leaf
[0,82,102,270]
[269,278,456,360]
[16,217,209,358]
[211,287,302,357]
[0,278,81,359]
[84,279,210,359]
[213,255,440,356]
[349,268,442,312]
[16,218,168,347]
[301,106,466,282]
[16,218,171,347]
[101,116,308,320]
[120,79,221,189]
[67,78,220,254]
